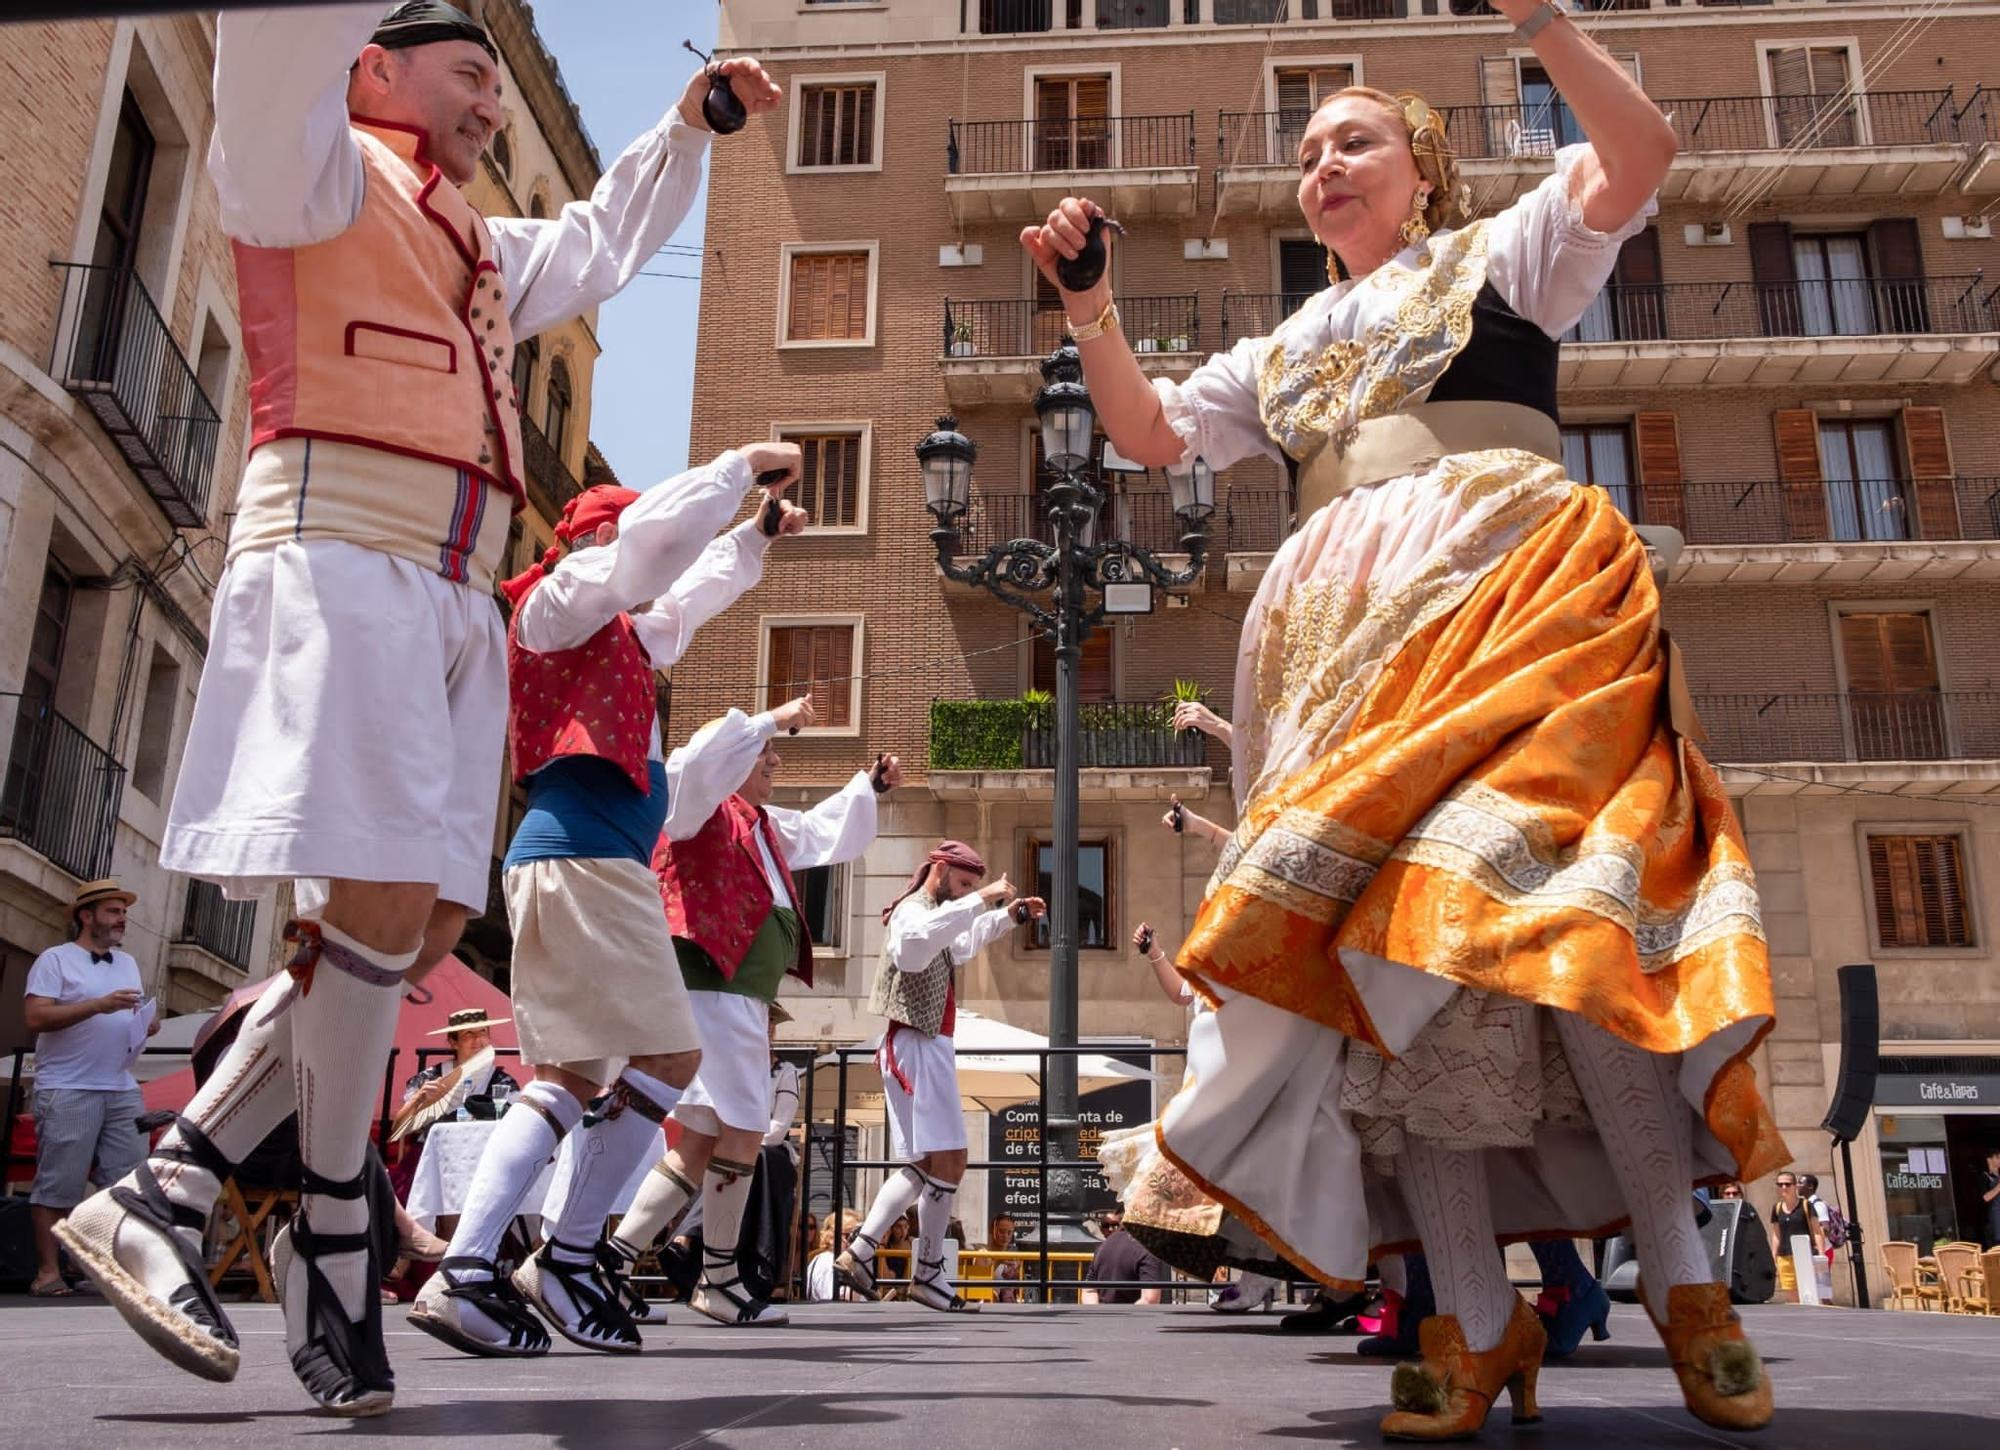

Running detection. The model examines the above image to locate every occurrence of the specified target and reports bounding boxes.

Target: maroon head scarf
[880,839,987,923]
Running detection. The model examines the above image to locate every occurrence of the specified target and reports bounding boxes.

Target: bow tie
[90,952,113,965]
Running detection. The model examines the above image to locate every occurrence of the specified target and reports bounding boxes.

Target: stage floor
[2,1294,1997,1447]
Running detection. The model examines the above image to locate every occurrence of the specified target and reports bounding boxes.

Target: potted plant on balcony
[1134,331,1159,353]
[1164,679,1210,763]
[949,319,978,358]
[1164,326,1191,352]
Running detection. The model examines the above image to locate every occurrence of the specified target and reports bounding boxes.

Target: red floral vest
[506,590,656,793]
[654,796,816,988]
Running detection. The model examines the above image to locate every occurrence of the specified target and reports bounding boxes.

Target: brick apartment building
[0,3,604,1057]
[677,0,2000,1272]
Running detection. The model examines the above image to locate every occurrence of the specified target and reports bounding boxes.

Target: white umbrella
[808,1010,1154,1115]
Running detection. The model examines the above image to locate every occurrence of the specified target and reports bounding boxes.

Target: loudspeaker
[1820,963,1880,1144]
[1704,1198,1777,1305]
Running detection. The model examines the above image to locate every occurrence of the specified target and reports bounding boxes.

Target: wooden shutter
[1900,406,1959,541]
[1748,222,1800,336]
[1614,227,1665,341]
[1633,412,1686,532]
[1481,56,1521,158]
[767,624,855,725]
[1839,612,1939,696]
[1773,408,1828,540]
[1868,217,1930,332]
[789,433,862,528]
[787,252,869,341]
[1870,835,1973,948]
[1031,628,1115,703]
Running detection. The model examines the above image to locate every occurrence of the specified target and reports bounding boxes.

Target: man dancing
[411,456,805,1357]
[836,845,1044,1312]
[589,707,895,1326]
[57,1,779,1415]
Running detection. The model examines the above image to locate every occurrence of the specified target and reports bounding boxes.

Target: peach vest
[232,117,524,504]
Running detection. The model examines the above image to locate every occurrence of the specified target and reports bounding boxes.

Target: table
[402,1118,667,1232]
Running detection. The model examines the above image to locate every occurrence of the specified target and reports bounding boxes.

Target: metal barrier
[799,1040,1200,1300]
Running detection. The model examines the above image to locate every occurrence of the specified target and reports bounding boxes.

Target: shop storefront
[1856,1052,2000,1258]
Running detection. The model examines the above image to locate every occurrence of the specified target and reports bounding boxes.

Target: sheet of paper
[124,996,157,1067]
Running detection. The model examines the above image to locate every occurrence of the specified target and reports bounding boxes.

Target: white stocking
[1554,1011,1711,1322]
[443,1079,583,1272]
[1396,1138,1518,1353]
[545,1070,677,1261]
[853,1165,924,1259]
[609,1158,700,1256]
[914,1172,957,1276]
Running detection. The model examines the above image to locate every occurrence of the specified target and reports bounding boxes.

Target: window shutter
[1633,412,1686,532]
[1880,613,1940,694]
[1481,56,1521,156]
[1773,408,1828,540]
[1748,222,1800,336]
[1031,627,1114,703]
[1807,47,1853,97]
[1869,836,1925,948]
[1838,613,1892,695]
[1614,53,1642,88]
[1922,837,1972,947]
[1868,217,1929,332]
[1870,835,1973,948]
[1900,406,1959,541]
[1614,227,1666,341]
[1770,46,1811,96]
[1276,69,1313,117]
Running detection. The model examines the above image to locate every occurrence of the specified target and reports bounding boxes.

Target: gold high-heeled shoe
[1380,1295,1546,1442]
[1644,1281,1774,1431]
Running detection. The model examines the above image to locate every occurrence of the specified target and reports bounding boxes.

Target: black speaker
[1704,1198,1777,1305]
[1820,963,1880,1144]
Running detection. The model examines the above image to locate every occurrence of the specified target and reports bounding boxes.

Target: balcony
[1221,486,1294,590]
[1558,278,2000,389]
[927,697,1213,802]
[175,879,258,972]
[48,263,222,529]
[519,414,581,522]
[945,114,1198,224]
[1963,87,2000,193]
[1696,691,2000,797]
[941,296,1200,405]
[1215,91,1975,217]
[0,694,125,882]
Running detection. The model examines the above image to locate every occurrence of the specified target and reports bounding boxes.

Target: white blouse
[1154,146,1657,471]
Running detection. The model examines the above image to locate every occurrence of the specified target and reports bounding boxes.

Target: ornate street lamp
[917,345,1211,1239]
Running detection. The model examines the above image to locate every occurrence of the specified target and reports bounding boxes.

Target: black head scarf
[370,1,498,64]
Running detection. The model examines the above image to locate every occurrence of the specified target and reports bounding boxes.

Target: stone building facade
[680,0,2000,1271]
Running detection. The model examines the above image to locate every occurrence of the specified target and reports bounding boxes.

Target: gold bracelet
[1069,299,1120,343]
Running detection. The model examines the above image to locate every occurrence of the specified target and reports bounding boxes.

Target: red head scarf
[881,840,988,923]
[499,483,641,606]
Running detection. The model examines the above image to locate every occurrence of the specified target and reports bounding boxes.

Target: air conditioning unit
[1941,216,1992,241]
[1684,221,1733,247]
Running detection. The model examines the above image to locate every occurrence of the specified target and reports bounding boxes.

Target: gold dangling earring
[1400,187,1433,249]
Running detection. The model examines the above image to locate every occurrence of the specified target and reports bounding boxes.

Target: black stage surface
[3,1296,1997,1448]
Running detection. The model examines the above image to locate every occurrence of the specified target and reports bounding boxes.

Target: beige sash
[1298,401,1563,518]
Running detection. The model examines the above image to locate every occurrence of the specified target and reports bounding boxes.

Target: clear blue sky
[532,2,718,486]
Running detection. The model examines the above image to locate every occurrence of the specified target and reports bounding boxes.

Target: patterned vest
[654,796,816,989]
[868,893,956,1037]
[233,118,524,500]
[506,595,656,794]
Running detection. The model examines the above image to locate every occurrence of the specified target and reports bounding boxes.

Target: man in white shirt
[24,879,156,1297]
[60,2,781,1418]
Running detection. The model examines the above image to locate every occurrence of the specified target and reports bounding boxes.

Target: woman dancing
[1022,4,1786,1440]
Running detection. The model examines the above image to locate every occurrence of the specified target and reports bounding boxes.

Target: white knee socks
[1555,1012,1712,1322]
[444,1078,584,1274]
[854,1165,925,1258]
[545,1070,677,1262]
[698,1156,759,1269]
[608,1156,700,1258]
[914,1172,958,1270]
[289,922,416,1321]
[1397,1138,1519,1353]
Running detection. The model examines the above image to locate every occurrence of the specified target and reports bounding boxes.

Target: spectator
[1981,1149,2000,1250]
[1767,1171,1823,1300]
[1082,1207,1168,1305]
[23,879,157,1297]
[805,1211,857,1302]
[1718,1181,1744,1201]
[987,1211,1024,1304]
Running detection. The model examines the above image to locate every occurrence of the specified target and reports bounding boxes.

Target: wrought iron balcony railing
[48,263,222,529]
[948,113,1196,175]
[519,413,581,518]
[176,878,258,971]
[942,296,1200,359]
[0,693,125,881]
[1695,691,2000,765]
[1027,699,1210,769]
[1564,277,1997,344]
[943,490,1201,558]
[1224,488,1295,553]
[1220,90,1962,171]
[1218,291,1316,345]
[1605,477,2000,546]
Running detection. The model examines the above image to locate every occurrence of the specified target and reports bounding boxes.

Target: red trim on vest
[654,796,816,990]
[506,580,656,794]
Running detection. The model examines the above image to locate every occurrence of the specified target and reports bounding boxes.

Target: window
[1767,45,1858,147]
[782,247,876,345]
[529,191,549,220]
[1214,0,1284,21]
[491,127,512,180]
[796,863,848,951]
[79,92,156,381]
[512,335,539,415]
[1819,419,1907,542]
[764,621,859,729]
[1024,838,1114,949]
[544,358,572,455]
[1519,63,1585,149]
[1561,425,1637,519]
[1032,626,1115,704]
[1279,237,1331,315]
[1868,834,1973,949]
[4,560,75,824]
[779,430,865,530]
[1097,0,1167,28]
[1272,65,1355,167]
[131,645,181,801]
[1838,610,1945,760]
[1794,233,1874,337]
[1033,74,1110,171]
[1750,220,1926,339]
[1566,229,1663,343]
[798,82,877,168]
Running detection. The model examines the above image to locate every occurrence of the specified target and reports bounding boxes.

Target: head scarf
[881,840,988,923]
[499,483,641,606]
[371,1,498,63]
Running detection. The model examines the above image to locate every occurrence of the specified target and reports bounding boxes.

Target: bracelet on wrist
[1069,298,1120,343]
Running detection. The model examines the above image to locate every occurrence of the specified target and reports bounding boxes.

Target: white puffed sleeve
[1484,143,1658,341]
[1149,335,1289,473]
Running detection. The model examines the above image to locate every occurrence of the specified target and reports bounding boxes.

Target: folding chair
[209,1178,297,1303]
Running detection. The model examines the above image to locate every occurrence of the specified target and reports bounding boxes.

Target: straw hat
[426,1007,511,1037]
[70,877,136,923]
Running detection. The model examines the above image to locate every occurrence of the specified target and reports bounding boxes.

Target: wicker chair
[1879,1240,1944,1311]
[1958,1248,1998,1316]
[1932,1242,1983,1313]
